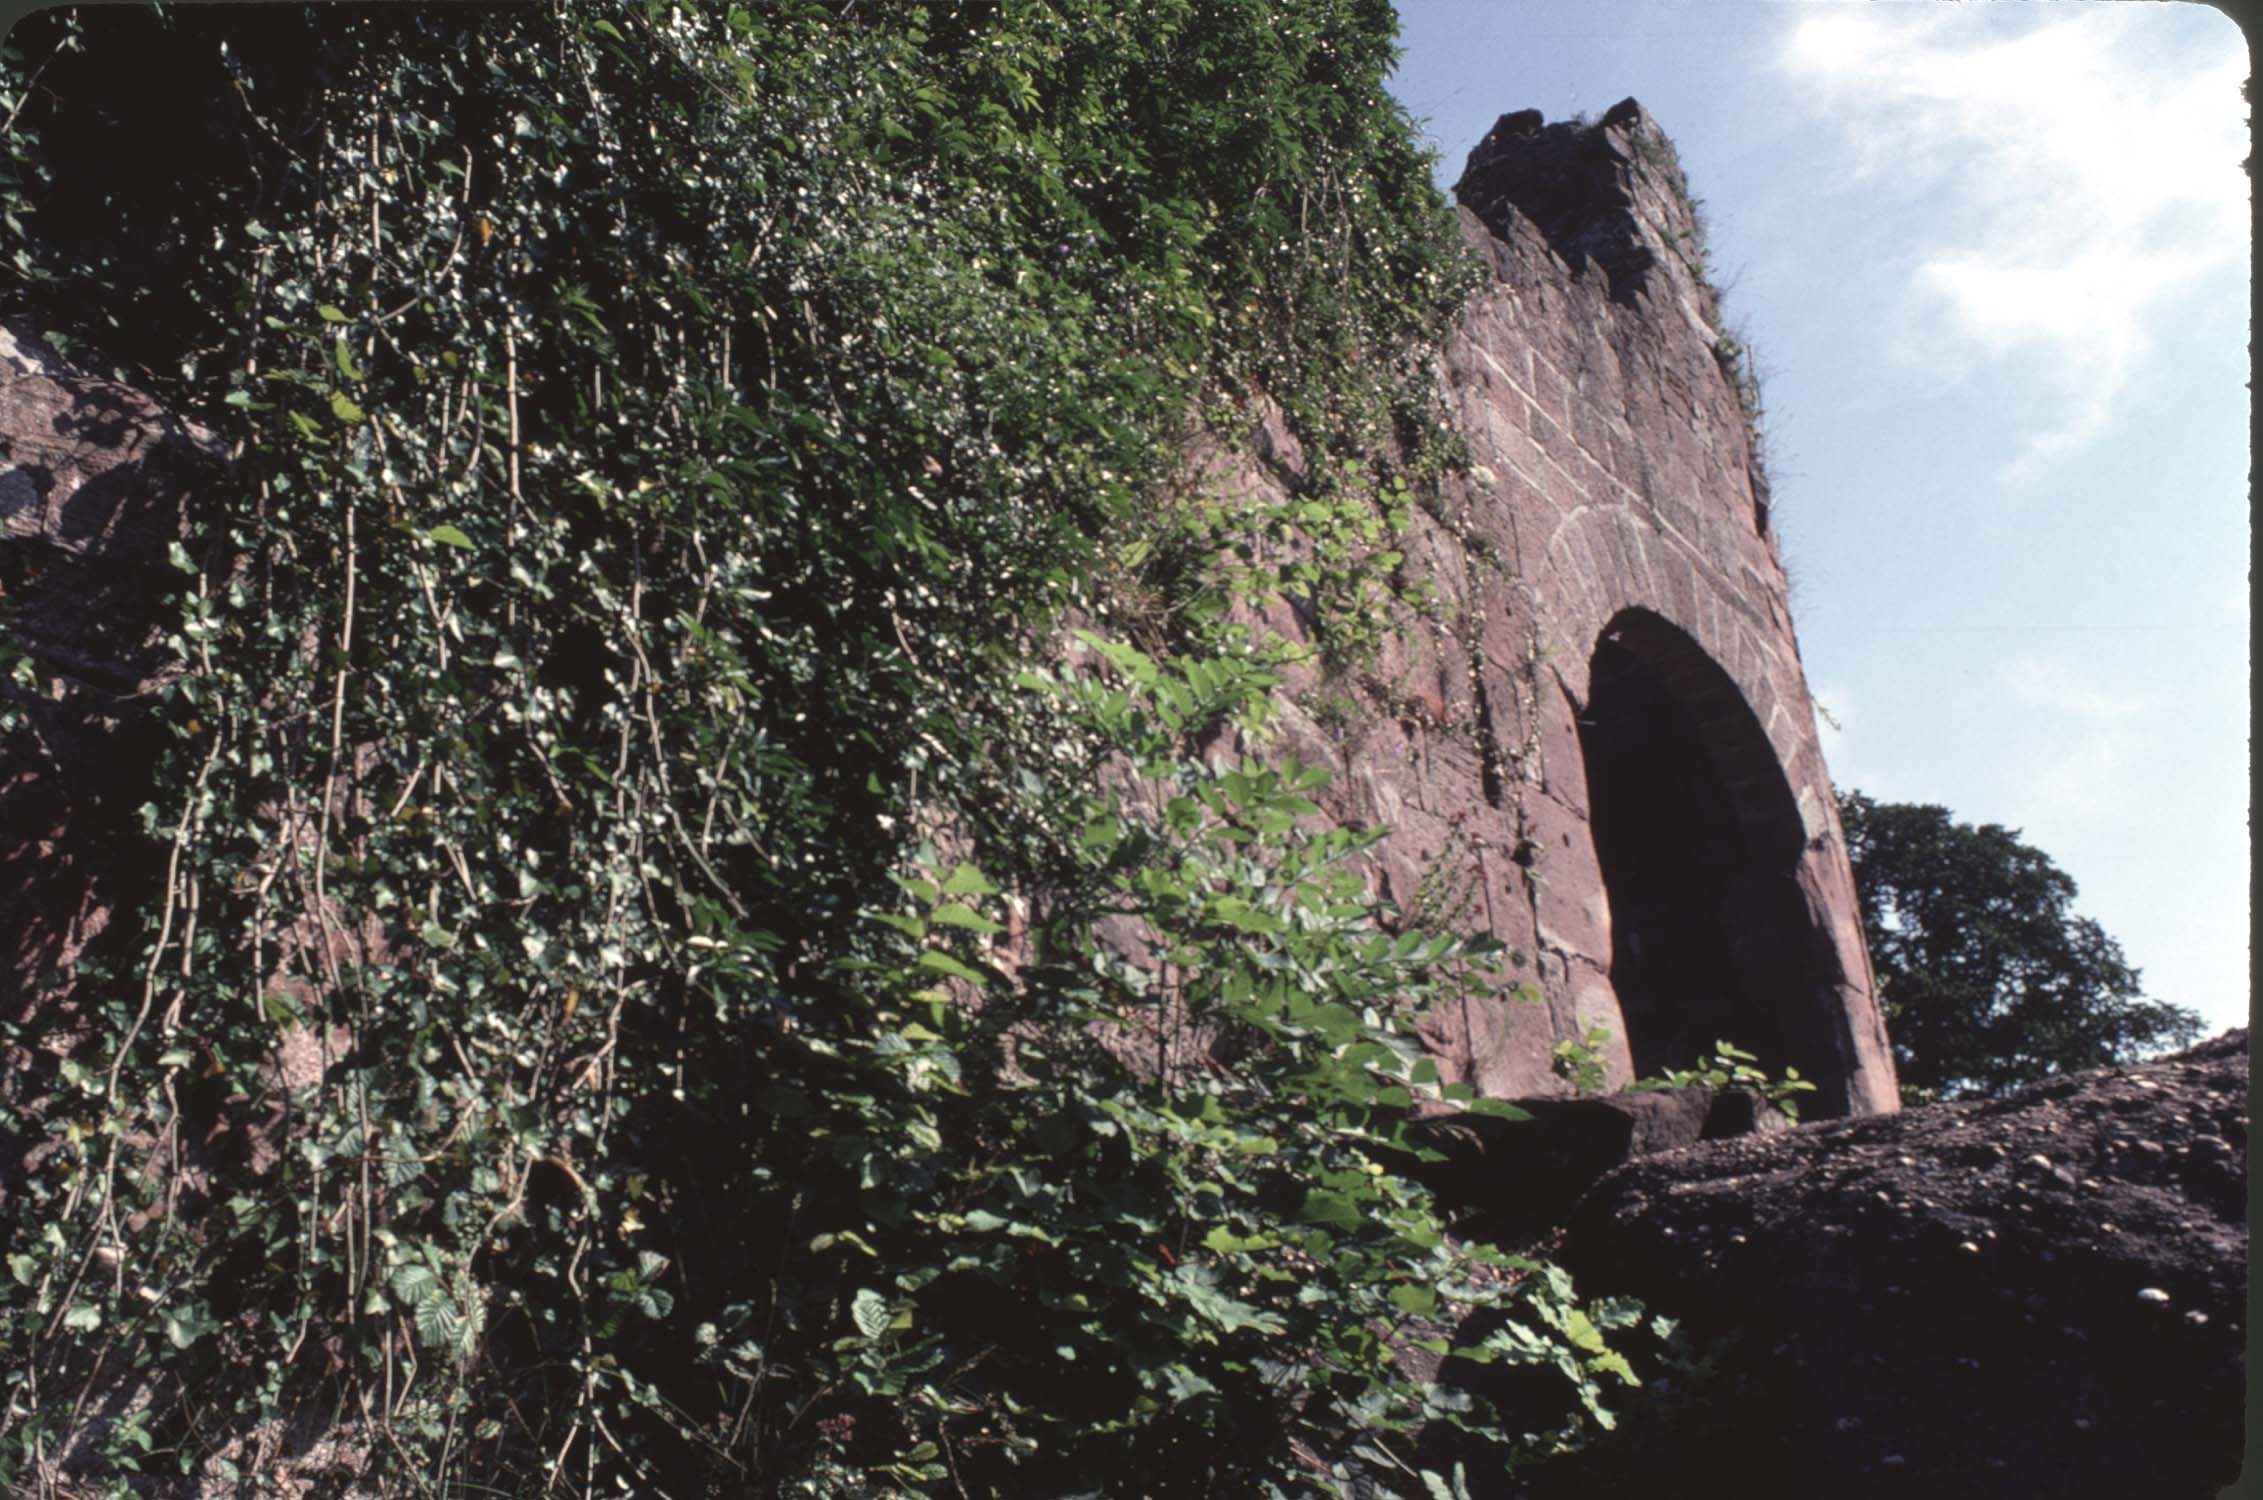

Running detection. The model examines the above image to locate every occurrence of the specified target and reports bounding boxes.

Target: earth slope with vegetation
[0,4,1661,1495]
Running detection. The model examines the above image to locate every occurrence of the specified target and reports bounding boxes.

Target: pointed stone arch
[1576,607,1849,1096]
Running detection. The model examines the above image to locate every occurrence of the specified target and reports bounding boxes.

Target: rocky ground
[1471,1030,2250,1498]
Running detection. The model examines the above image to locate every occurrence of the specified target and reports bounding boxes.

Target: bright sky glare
[1388,1,2251,1038]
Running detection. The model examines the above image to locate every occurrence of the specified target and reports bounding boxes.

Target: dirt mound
[1513,1031,2248,1497]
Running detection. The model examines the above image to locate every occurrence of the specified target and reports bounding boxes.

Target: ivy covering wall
[0,4,1655,1495]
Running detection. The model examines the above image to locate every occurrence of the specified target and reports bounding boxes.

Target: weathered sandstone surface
[0,321,219,1020]
[1203,99,1896,1115]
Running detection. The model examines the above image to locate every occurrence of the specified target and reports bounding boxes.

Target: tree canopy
[1837,791,2205,1101]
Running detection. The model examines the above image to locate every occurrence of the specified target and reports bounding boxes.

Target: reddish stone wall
[0,321,215,1019]
[1211,100,1899,1116]
[0,98,1898,1119]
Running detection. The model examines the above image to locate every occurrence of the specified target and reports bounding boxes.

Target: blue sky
[1388,1,2250,1037]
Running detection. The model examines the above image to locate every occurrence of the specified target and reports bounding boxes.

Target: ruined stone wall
[0,96,1898,1120]
[1214,100,1899,1116]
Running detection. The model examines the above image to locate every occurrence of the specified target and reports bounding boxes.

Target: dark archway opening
[1577,610,1821,1085]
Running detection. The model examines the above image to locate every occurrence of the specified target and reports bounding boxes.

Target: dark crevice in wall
[1470,670,1507,811]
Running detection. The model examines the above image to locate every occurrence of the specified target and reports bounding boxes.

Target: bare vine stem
[41,734,221,1342]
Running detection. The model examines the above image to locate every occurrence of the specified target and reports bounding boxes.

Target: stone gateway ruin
[1212,99,1899,1117]
[0,99,1899,1120]
[4,17,2244,1482]
[0,96,1897,1124]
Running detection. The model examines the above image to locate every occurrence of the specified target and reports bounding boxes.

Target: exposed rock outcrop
[0,321,219,1018]
[1510,1031,2249,1498]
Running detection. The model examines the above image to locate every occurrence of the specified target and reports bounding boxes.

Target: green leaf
[1422,1465,1474,1500]
[1173,1271,1285,1335]
[426,524,475,551]
[317,304,350,323]
[390,1263,440,1306]
[915,950,986,985]
[1077,632,1158,685]
[1562,1307,1607,1354]
[1389,1282,1439,1319]
[938,863,998,897]
[1210,897,1281,936]
[1201,1225,1276,1254]
[1163,1366,1220,1402]
[329,391,365,424]
[61,1304,100,1332]
[1297,1190,1360,1231]
[1591,1349,1638,1385]
[161,1302,220,1349]
[850,1288,890,1339]
[414,1292,463,1350]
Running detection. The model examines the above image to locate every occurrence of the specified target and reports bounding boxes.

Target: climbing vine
[0,3,1635,1495]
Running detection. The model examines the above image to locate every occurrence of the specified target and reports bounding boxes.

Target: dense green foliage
[0,4,1651,1495]
[1838,792,2205,1102]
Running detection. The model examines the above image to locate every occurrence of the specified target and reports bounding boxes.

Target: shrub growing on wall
[0,4,1641,1494]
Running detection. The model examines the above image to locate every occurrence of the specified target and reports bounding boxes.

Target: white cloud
[1776,6,2249,479]
[2015,732,2136,830]
[1995,656,2159,836]
[2001,656,2145,722]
